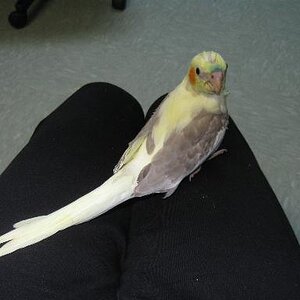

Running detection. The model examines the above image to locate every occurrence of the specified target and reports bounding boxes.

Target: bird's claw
[189,167,202,182]
[209,148,227,160]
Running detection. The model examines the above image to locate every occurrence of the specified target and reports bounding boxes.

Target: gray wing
[134,111,228,197]
[113,96,169,173]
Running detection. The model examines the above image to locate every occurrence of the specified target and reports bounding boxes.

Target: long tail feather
[13,216,47,229]
[0,171,135,257]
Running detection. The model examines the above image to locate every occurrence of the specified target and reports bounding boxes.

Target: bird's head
[187,51,228,95]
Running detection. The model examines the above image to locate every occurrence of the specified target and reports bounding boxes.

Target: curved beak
[209,71,224,95]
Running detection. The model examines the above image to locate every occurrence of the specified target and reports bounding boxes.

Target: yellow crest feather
[191,51,227,73]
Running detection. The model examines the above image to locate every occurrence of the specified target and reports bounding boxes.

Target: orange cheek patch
[189,67,196,86]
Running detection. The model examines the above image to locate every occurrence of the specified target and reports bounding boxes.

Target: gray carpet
[0,0,299,241]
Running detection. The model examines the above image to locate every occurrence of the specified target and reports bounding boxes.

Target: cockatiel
[0,51,229,257]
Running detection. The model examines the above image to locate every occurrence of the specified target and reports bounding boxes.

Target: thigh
[119,96,300,299]
[0,83,144,299]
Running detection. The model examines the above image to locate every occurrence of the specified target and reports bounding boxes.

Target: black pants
[0,83,299,299]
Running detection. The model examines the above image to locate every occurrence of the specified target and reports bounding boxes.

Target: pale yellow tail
[0,171,135,257]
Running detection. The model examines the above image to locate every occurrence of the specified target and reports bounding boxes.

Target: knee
[76,82,143,115]
[32,82,145,140]
[74,82,144,128]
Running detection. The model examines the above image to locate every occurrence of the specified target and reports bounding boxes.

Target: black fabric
[0,83,145,299]
[0,83,299,299]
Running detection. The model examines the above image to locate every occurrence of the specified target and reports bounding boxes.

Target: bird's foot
[163,186,179,199]
[209,148,227,160]
[189,166,202,182]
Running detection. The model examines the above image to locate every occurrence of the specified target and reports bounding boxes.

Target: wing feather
[113,98,164,173]
[134,111,228,196]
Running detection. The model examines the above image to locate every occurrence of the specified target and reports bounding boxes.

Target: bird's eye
[196,67,200,75]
